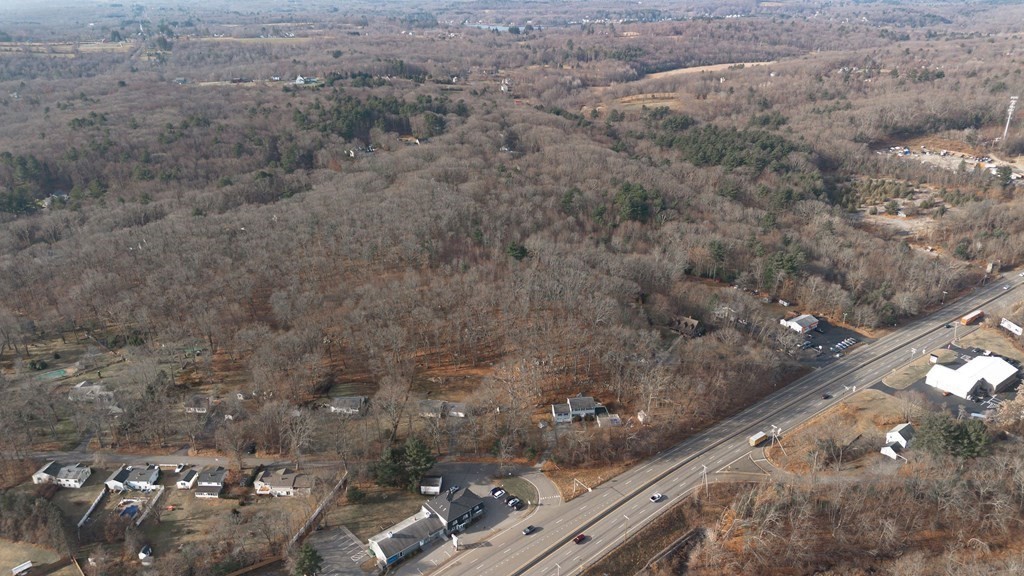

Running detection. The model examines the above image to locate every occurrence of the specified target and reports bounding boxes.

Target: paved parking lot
[306,526,369,576]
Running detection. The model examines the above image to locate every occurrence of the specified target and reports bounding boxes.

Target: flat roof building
[925,355,1018,399]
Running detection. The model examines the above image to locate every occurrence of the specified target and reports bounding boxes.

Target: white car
[649,493,664,503]
[174,463,186,474]
[1004,285,1010,290]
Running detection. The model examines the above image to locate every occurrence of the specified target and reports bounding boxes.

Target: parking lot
[307,526,369,576]
[794,320,871,365]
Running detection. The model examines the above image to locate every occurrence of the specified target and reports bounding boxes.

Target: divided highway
[434,276,1022,576]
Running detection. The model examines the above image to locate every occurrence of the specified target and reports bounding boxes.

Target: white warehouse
[780,314,818,334]
[925,355,1019,399]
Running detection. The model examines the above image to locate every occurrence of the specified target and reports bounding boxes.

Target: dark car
[573,533,586,544]
[822,393,831,400]
[522,525,536,535]
[246,443,257,455]
[513,500,525,510]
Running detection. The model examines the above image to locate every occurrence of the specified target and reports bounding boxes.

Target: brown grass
[542,461,634,502]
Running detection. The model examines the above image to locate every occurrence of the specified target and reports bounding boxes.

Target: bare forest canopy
[1,0,1024,573]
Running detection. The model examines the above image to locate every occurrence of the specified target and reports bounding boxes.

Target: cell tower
[1002,96,1019,145]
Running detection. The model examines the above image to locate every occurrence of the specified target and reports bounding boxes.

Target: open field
[0,538,76,576]
[881,347,958,390]
[328,484,426,540]
[765,389,905,475]
[642,60,775,80]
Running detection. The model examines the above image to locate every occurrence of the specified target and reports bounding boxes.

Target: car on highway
[821,393,831,400]
[507,497,522,508]
[649,493,663,502]
[945,324,952,328]
[522,525,536,535]
[573,533,587,544]
[491,487,506,498]
[1004,285,1011,290]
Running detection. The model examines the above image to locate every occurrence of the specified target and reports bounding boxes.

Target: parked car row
[831,337,858,352]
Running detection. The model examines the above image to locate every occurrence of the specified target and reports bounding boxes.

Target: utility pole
[622,514,631,547]
[701,464,709,497]
[771,425,788,457]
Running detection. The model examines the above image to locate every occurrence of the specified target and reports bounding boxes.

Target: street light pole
[556,563,561,576]
[942,290,948,305]
[622,514,631,547]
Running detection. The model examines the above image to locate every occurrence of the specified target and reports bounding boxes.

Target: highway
[433,275,1022,576]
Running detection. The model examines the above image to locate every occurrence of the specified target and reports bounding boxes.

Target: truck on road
[961,310,984,326]
[748,431,768,447]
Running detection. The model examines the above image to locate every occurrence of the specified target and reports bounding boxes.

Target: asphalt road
[432,275,1022,576]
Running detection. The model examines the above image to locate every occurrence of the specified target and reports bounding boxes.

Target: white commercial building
[925,355,1019,399]
[780,314,818,334]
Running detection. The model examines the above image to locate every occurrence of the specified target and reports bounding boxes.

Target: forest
[2,0,1024,573]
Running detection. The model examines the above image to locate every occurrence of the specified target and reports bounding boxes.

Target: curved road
[428,276,1021,576]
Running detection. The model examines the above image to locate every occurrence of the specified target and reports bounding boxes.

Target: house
[32,462,63,485]
[294,75,319,85]
[195,466,227,498]
[184,395,210,414]
[419,475,443,496]
[445,402,468,418]
[176,469,198,490]
[673,316,705,337]
[419,399,446,419]
[886,423,914,448]
[106,465,159,492]
[567,396,598,419]
[68,381,115,404]
[254,468,312,497]
[780,314,819,334]
[880,443,902,460]
[327,396,367,416]
[551,403,572,424]
[925,355,1019,399]
[33,462,92,489]
[368,488,485,567]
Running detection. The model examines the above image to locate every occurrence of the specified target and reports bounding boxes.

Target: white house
[176,469,198,490]
[886,423,914,448]
[551,403,571,423]
[254,468,311,497]
[780,314,819,334]
[925,355,1019,399]
[419,475,443,496]
[33,462,92,489]
[195,466,227,499]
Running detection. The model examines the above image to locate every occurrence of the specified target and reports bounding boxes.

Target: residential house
[254,468,312,497]
[184,395,210,414]
[444,402,468,418]
[419,475,443,496]
[106,465,159,492]
[551,403,571,424]
[195,466,227,499]
[567,396,598,419]
[176,469,198,490]
[673,316,705,337]
[33,461,92,489]
[327,396,367,416]
[368,488,485,567]
[881,423,915,460]
[418,399,446,419]
[69,381,114,403]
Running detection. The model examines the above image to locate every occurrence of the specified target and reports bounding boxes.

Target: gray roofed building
[254,468,312,497]
[418,399,447,418]
[56,463,92,488]
[105,466,132,491]
[125,465,160,491]
[552,403,571,423]
[32,461,63,485]
[327,396,367,416]
[184,395,210,414]
[195,466,227,498]
[176,469,198,489]
[368,488,486,568]
[567,396,597,416]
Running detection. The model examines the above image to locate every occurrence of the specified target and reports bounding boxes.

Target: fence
[134,485,166,526]
[78,487,108,528]
[290,470,349,549]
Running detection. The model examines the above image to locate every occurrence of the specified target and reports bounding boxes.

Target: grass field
[0,538,76,576]
[328,484,425,540]
[881,348,958,389]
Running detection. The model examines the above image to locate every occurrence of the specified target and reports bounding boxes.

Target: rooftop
[57,463,90,482]
[425,487,483,523]
[256,467,310,489]
[567,396,597,411]
[371,514,444,559]
[198,466,227,485]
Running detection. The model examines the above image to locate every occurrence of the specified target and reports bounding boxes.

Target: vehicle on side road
[523,525,536,535]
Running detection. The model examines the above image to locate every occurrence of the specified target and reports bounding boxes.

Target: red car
[573,533,586,544]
